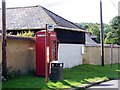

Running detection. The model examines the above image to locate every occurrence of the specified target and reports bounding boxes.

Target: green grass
[2,64,120,89]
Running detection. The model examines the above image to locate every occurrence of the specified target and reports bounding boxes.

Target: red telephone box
[36,30,58,76]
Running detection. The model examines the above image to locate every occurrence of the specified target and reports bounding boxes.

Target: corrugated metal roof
[0,5,84,32]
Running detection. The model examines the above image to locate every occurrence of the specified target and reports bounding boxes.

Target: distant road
[87,79,120,90]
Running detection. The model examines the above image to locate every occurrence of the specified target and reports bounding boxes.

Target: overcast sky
[1,0,119,23]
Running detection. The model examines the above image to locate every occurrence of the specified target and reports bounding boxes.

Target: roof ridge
[38,6,57,26]
[1,5,40,9]
[41,6,83,29]
[41,6,58,26]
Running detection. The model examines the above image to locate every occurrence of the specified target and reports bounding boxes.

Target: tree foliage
[76,16,120,45]
[88,24,100,43]
[104,16,120,44]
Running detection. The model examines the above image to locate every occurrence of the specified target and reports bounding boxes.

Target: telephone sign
[47,24,54,31]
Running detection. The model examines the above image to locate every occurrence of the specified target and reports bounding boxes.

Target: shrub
[17,30,35,37]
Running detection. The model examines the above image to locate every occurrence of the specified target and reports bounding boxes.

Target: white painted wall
[58,44,83,68]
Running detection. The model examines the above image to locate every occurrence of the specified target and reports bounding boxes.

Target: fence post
[118,46,120,64]
[110,44,113,68]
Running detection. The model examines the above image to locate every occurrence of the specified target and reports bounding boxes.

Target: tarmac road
[86,79,120,90]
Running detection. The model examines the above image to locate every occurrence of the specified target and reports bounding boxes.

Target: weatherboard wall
[55,29,85,44]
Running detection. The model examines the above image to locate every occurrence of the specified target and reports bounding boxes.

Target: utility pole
[100,0,104,66]
[45,24,48,83]
[2,0,7,80]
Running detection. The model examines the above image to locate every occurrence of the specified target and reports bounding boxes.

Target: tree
[75,22,89,29]
[104,16,120,45]
[88,24,100,43]
[76,21,120,44]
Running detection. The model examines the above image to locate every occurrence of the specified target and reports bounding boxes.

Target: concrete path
[87,80,120,90]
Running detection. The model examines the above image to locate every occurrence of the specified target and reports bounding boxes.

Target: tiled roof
[0,5,83,31]
[42,7,81,29]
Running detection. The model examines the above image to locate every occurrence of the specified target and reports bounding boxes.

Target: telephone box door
[36,31,58,76]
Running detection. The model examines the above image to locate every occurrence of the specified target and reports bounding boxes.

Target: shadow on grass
[60,80,76,88]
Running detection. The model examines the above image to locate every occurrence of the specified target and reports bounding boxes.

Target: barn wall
[55,29,85,44]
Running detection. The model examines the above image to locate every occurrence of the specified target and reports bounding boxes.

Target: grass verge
[2,64,120,89]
